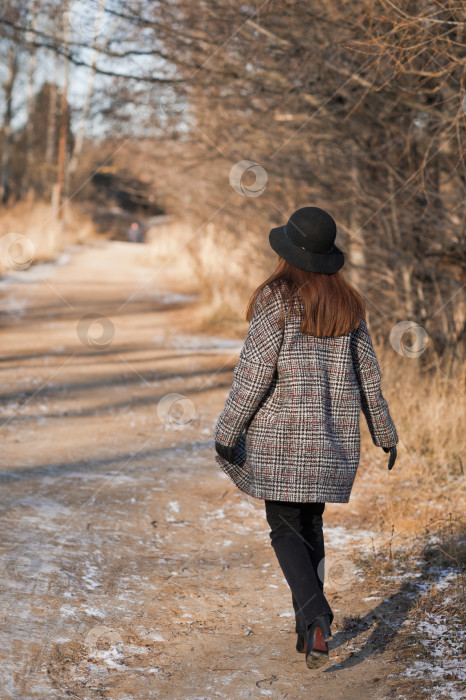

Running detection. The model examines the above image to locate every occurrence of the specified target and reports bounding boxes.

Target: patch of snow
[324,525,382,548]
[156,332,244,354]
[81,562,103,592]
[1,295,29,317]
[147,632,165,642]
[84,607,106,619]
[91,647,124,668]
[124,644,148,655]
[435,571,459,591]
[402,658,465,699]
[0,251,71,287]
[150,291,198,304]
[395,565,464,699]
[60,605,76,617]
[210,508,225,519]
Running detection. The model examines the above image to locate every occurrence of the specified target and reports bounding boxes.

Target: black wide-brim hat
[269,206,344,274]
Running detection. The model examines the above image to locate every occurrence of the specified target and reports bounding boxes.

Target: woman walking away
[213,206,398,670]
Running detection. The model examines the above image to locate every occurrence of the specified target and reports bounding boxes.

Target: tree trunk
[55,4,71,218]
[0,47,18,204]
[45,55,59,165]
[22,0,40,198]
[347,146,365,288]
[68,0,106,176]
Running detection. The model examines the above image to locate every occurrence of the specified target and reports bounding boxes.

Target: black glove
[215,441,234,462]
[382,445,397,471]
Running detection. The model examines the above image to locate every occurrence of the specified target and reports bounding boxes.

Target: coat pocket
[251,369,281,421]
[215,432,247,469]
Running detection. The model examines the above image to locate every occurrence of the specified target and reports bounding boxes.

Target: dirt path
[0,240,419,698]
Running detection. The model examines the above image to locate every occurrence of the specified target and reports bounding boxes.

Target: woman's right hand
[382,445,397,470]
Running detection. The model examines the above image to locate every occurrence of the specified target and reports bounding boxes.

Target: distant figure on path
[127,220,144,243]
[214,206,398,670]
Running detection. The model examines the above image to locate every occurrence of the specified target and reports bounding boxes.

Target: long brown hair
[246,255,366,337]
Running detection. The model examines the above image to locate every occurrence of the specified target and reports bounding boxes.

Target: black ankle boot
[296,632,306,653]
[305,613,332,669]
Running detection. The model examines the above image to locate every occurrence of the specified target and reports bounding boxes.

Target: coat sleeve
[350,319,399,448]
[213,284,285,447]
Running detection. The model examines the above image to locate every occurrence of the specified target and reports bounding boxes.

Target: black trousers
[264,499,334,632]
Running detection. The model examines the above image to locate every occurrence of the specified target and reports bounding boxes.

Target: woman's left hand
[215,441,235,462]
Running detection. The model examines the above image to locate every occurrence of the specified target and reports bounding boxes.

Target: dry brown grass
[367,342,465,544]
[146,220,275,328]
[0,201,96,277]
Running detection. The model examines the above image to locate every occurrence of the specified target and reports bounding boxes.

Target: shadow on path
[0,439,214,485]
[324,566,455,672]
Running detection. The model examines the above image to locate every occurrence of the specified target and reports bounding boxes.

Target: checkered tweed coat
[213,279,398,503]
